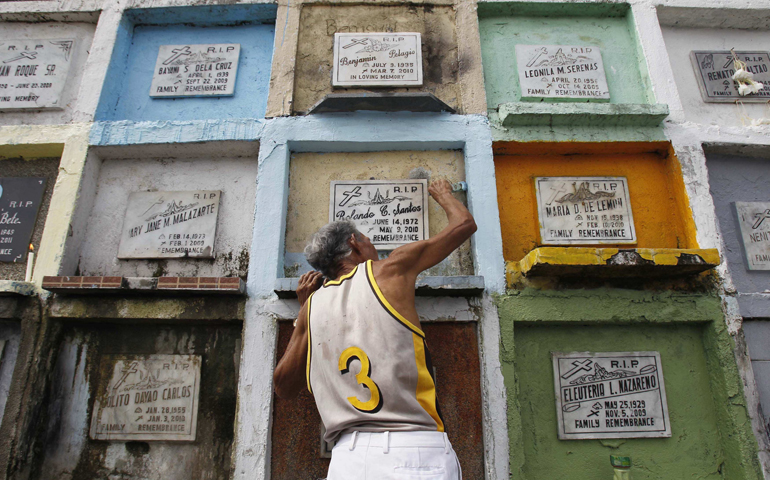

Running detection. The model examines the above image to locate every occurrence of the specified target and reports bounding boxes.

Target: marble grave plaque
[735,202,770,270]
[552,351,671,440]
[117,190,221,259]
[516,45,610,101]
[150,44,240,97]
[330,179,429,250]
[691,51,770,103]
[0,39,75,110]
[333,33,423,87]
[90,354,201,441]
[535,177,636,245]
[0,177,46,262]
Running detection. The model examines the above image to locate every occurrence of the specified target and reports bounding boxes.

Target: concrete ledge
[0,280,36,297]
[43,276,245,296]
[308,93,456,114]
[275,275,485,298]
[508,247,720,282]
[738,293,770,318]
[497,102,669,127]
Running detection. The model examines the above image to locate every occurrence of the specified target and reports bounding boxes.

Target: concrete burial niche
[0,18,96,125]
[478,3,655,110]
[0,319,20,427]
[494,142,698,266]
[74,143,258,279]
[293,4,461,114]
[283,150,472,277]
[95,4,275,122]
[0,156,60,281]
[34,322,240,479]
[659,10,770,128]
[705,152,770,316]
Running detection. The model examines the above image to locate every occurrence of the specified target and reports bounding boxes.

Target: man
[273,179,476,479]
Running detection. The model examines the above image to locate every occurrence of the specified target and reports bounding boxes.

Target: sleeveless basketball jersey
[306,260,444,443]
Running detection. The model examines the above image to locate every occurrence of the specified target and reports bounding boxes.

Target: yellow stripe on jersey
[412,334,445,432]
[306,292,315,394]
[324,265,358,287]
[365,260,425,338]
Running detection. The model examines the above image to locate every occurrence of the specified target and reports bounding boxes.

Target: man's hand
[428,178,453,201]
[297,271,324,306]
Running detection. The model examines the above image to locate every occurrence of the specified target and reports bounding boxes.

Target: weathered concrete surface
[498,102,669,127]
[293,5,462,114]
[78,155,257,279]
[34,323,241,480]
[0,21,96,126]
[0,320,21,428]
[285,150,473,277]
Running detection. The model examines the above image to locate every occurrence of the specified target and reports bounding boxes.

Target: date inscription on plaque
[330,179,429,250]
[0,39,75,110]
[90,354,201,441]
[691,51,770,102]
[535,177,636,245]
[117,190,221,259]
[150,44,240,97]
[333,33,423,87]
[735,201,770,270]
[516,45,609,101]
[552,351,671,440]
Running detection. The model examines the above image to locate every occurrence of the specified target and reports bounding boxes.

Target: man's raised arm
[386,179,477,278]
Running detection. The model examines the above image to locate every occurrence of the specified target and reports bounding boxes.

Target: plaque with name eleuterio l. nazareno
[0,177,46,262]
[690,51,770,103]
[516,44,610,102]
[150,44,240,97]
[330,179,429,250]
[735,201,770,270]
[90,355,201,441]
[535,177,636,245]
[552,351,671,440]
[117,190,221,259]
[0,39,75,110]
[332,33,423,87]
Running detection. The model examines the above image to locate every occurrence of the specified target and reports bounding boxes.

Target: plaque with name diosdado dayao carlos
[552,351,671,440]
[332,33,423,87]
[516,44,610,102]
[329,179,429,250]
[150,44,240,97]
[90,355,201,441]
[535,177,636,245]
[0,39,75,110]
[735,201,770,270]
[117,190,221,259]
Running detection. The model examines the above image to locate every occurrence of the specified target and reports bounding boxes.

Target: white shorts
[326,431,462,480]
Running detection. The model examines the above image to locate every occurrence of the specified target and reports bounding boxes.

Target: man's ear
[348,233,361,255]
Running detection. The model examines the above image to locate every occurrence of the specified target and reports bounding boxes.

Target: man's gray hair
[304,220,360,279]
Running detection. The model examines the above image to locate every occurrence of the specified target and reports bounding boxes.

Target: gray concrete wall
[0,320,20,427]
[705,153,770,314]
[77,154,258,278]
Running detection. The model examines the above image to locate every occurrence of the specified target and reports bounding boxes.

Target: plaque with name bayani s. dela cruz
[552,352,671,440]
[516,45,610,102]
[332,33,423,87]
[691,51,770,103]
[535,177,636,245]
[90,355,201,441]
[330,179,429,250]
[735,201,770,270]
[150,44,240,97]
[117,191,221,259]
[0,39,75,110]
[0,177,46,263]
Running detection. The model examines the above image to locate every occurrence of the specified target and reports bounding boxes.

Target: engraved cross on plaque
[560,359,593,379]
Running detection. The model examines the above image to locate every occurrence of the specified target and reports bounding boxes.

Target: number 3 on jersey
[338,346,383,414]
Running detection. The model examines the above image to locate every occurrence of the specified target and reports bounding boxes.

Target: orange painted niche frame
[494,142,699,263]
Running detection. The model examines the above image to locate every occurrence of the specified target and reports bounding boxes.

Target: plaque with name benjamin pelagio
[332,33,423,87]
